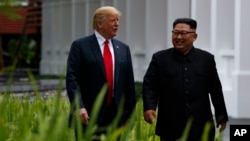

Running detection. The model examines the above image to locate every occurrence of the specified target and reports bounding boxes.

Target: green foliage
[135,81,142,98]
[0,78,223,141]
[120,98,159,141]
[0,0,24,20]
[0,94,71,141]
[0,82,158,141]
[7,35,37,67]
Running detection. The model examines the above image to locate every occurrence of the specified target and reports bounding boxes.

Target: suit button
[184,67,188,71]
[185,90,189,94]
[185,78,189,82]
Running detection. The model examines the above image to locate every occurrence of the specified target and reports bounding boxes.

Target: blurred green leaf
[0,81,223,141]
[7,35,37,66]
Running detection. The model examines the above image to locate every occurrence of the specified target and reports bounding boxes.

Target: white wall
[40,0,250,118]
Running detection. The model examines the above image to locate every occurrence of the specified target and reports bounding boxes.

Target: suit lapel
[89,34,106,77]
[89,36,122,85]
[112,39,120,85]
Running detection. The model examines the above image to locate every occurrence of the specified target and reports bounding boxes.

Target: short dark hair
[173,18,197,29]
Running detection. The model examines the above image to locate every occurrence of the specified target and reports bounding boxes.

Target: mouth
[175,40,184,46]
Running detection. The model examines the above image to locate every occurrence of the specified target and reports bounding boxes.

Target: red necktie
[103,40,113,105]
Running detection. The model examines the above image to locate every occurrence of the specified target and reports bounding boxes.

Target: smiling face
[172,23,197,54]
[97,13,119,39]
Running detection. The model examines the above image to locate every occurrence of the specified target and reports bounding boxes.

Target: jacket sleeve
[142,54,159,111]
[66,41,85,109]
[209,56,228,124]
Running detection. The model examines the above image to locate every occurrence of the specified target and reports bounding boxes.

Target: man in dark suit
[142,18,228,141]
[66,6,136,140]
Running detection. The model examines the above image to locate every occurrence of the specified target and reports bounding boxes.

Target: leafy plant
[7,35,37,67]
[0,73,224,141]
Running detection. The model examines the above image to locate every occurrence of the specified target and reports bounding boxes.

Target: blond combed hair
[92,6,121,29]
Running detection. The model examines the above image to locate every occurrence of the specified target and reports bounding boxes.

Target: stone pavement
[0,79,65,93]
[0,70,65,93]
[0,78,66,100]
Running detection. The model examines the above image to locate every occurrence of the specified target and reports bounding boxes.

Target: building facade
[0,0,41,69]
[40,0,250,118]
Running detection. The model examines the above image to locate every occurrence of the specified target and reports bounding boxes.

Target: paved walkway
[0,79,65,93]
[0,70,65,93]
[0,79,66,100]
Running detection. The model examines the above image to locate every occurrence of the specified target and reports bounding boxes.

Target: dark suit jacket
[143,47,228,140]
[66,34,136,125]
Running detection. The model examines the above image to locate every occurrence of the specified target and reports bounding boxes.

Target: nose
[176,34,182,38]
[115,20,119,26]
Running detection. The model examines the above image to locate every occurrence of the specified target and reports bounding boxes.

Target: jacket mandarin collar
[174,47,196,62]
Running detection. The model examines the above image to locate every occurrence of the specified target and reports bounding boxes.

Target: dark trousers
[75,98,118,141]
[98,98,118,127]
[160,131,215,141]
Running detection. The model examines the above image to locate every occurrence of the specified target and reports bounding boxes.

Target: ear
[192,33,198,41]
[97,21,103,28]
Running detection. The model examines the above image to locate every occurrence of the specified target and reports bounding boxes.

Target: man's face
[172,23,197,54]
[98,13,119,39]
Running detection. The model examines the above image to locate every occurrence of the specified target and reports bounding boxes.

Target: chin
[174,46,184,49]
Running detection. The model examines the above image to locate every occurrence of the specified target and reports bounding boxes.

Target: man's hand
[217,122,227,132]
[80,108,89,125]
[144,110,156,124]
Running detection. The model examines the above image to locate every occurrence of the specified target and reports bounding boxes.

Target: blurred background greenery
[0,81,162,141]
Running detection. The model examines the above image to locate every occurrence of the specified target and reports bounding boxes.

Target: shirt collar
[95,30,111,45]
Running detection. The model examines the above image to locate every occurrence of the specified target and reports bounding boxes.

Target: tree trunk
[0,34,4,70]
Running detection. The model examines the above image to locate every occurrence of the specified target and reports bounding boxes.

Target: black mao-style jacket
[143,47,228,140]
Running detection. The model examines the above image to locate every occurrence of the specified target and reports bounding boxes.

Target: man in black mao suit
[66,6,136,140]
[142,18,228,141]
